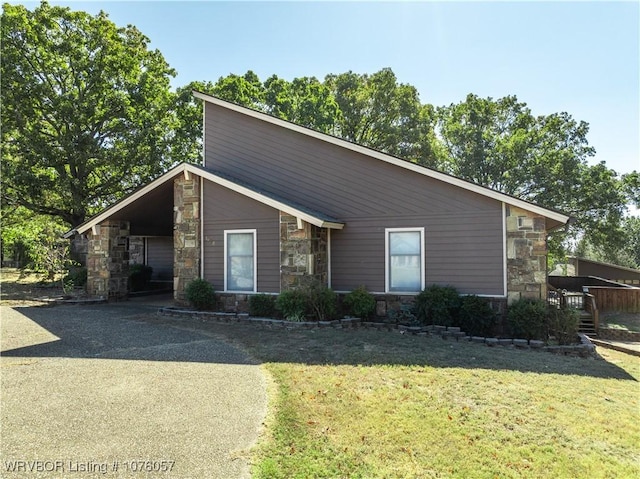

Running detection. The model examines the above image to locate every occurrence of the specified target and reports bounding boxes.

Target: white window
[385,228,425,293]
[224,230,257,292]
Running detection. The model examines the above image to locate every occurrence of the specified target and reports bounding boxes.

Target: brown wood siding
[202,181,280,293]
[146,236,173,280]
[204,103,505,295]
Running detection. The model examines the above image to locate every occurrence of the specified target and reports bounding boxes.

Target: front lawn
[197,323,639,479]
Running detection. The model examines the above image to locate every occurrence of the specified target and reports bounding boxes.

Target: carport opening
[124,179,175,296]
[129,236,174,294]
[83,177,176,298]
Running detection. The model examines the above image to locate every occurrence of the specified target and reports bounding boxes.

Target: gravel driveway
[0,299,267,478]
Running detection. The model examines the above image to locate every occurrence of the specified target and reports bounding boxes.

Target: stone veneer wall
[174,174,201,303]
[129,236,145,265]
[86,220,130,298]
[280,213,329,291]
[506,206,548,304]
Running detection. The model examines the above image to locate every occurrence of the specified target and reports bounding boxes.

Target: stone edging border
[158,308,597,358]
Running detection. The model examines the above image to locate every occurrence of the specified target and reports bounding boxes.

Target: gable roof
[193,90,571,227]
[64,162,344,238]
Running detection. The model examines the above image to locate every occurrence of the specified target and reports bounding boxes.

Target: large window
[386,228,424,293]
[224,230,256,292]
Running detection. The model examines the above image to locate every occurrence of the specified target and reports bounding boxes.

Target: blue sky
[20,1,640,176]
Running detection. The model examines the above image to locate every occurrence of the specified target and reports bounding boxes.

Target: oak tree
[1,2,176,227]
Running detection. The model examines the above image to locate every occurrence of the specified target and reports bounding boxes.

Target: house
[65,91,571,313]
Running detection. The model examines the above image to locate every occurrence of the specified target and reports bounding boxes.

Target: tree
[264,75,339,133]
[324,68,438,163]
[1,2,176,227]
[211,70,265,108]
[171,80,217,165]
[435,94,633,259]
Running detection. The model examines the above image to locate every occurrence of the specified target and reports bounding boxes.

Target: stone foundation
[506,206,547,304]
[86,220,130,299]
[217,293,252,313]
[280,213,329,290]
[174,174,201,304]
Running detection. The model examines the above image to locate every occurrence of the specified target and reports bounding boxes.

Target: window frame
[224,229,257,293]
[385,227,425,293]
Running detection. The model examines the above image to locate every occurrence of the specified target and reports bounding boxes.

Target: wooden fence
[586,287,640,313]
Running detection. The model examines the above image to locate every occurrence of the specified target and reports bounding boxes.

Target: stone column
[506,206,548,303]
[86,220,130,299]
[280,212,329,291]
[174,174,201,303]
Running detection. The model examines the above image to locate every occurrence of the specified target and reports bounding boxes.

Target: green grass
[4,264,635,479]
[182,322,639,479]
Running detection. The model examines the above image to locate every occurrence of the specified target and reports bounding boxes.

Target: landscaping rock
[513,339,529,348]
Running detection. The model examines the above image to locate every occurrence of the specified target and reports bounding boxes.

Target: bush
[276,290,308,321]
[185,278,215,310]
[129,264,153,292]
[507,298,548,341]
[305,283,337,321]
[414,285,461,326]
[63,266,87,288]
[548,306,580,345]
[343,286,376,319]
[458,295,497,337]
[388,303,418,325]
[249,294,277,317]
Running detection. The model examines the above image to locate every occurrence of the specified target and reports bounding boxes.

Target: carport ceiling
[107,179,174,236]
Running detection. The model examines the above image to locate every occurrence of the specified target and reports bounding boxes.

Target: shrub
[185,278,215,310]
[249,294,277,317]
[507,298,548,341]
[305,283,337,321]
[548,306,580,345]
[414,285,461,326]
[388,303,418,325]
[129,264,153,292]
[276,290,308,321]
[458,295,497,337]
[343,286,376,319]
[63,266,87,288]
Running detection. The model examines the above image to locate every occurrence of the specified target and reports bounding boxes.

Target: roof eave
[66,162,345,238]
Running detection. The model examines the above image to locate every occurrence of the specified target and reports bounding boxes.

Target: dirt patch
[600,312,640,333]
[0,268,69,306]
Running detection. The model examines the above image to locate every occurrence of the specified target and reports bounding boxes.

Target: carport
[64,165,199,300]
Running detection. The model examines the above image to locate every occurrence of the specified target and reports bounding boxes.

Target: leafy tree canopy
[434,93,632,262]
[1,1,176,227]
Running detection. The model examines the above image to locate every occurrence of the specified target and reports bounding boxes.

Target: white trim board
[224,229,257,293]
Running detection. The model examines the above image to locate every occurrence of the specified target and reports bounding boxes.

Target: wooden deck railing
[584,293,599,330]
